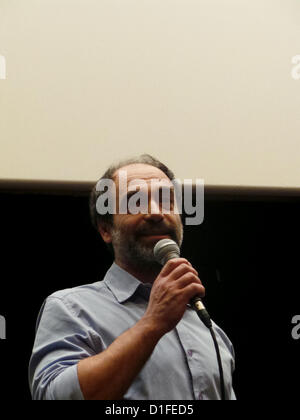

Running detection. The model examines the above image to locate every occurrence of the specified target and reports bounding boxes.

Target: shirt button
[187,349,193,357]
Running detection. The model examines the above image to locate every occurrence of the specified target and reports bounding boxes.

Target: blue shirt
[29,263,236,400]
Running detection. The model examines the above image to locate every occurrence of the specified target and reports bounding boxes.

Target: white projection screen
[0,0,300,189]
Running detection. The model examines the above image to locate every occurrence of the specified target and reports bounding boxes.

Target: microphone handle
[190,295,212,329]
[163,254,212,329]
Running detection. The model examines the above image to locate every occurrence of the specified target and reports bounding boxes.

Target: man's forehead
[113,163,172,186]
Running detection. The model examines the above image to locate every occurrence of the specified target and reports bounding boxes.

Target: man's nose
[143,199,164,222]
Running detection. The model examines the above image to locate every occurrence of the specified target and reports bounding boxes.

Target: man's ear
[97,220,113,244]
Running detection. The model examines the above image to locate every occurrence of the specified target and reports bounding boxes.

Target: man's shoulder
[47,280,107,304]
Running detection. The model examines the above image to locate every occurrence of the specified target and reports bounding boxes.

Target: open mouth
[140,233,171,240]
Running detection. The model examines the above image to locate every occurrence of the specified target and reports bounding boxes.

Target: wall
[1,0,300,186]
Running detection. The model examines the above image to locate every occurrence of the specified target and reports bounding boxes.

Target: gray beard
[111,226,183,270]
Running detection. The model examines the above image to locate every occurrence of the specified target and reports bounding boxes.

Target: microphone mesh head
[153,239,180,265]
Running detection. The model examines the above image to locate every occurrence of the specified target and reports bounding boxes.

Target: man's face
[103,163,183,270]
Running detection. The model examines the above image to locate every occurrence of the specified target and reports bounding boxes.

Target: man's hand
[142,258,205,336]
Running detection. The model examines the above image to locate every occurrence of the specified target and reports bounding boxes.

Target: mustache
[136,224,175,237]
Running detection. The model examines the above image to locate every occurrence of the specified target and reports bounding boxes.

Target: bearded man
[29,154,236,400]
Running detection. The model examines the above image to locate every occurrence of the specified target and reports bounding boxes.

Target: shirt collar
[103,262,152,303]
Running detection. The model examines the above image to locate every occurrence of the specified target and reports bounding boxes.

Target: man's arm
[77,316,161,399]
[77,258,205,400]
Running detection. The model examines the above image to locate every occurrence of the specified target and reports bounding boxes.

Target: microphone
[153,238,212,329]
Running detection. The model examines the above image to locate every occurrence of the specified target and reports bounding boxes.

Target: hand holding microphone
[153,239,212,329]
[142,239,211,337]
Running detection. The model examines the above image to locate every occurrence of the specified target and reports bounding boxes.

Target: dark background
[0,184,299,401]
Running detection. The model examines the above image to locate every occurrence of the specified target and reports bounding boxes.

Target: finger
[170,263,199,281]
[159,258,190,277]
[175,272,203,290]
[182,283,206,302]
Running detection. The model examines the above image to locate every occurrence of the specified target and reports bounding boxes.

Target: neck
[114,257,161,284]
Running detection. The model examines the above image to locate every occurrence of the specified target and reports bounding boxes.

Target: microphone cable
[194,311,225,401]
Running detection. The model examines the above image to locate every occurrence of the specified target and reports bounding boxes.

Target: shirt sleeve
[28,295,102,400]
